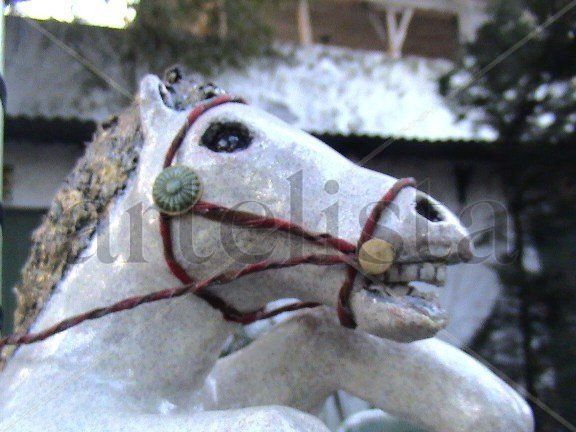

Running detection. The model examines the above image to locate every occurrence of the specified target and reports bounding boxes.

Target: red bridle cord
[0,96,415,351]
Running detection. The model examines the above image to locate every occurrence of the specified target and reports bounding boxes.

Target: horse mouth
[363,262,448,324]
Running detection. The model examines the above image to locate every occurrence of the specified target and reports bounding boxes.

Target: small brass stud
[358,238,395,275]
[153,166,202,215]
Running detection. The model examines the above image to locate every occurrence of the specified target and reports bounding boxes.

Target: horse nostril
[416,197,444,222]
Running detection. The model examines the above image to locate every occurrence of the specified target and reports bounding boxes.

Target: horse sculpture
[0,72,534,432]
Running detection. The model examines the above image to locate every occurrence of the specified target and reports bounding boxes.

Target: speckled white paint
[206,308,534,432]
[0,75,531,431]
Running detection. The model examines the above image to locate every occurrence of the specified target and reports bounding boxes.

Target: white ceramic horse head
[142,71,474,342]
[0,73,533,432]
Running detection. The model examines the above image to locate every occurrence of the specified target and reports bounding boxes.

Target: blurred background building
[4,1,548,430]
[4,0,498,338]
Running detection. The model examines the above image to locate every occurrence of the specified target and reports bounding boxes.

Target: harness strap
[0,97,415,351]
[159,95,414,327]
[160,95,245,285]
[337,177,416,327]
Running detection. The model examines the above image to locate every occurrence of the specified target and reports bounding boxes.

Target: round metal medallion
[153,166,202,215]
[358,238,395,275]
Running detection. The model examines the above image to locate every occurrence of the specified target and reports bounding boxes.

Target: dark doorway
[2,208,45,334]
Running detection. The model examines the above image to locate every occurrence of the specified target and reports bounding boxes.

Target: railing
[362,0,459,14]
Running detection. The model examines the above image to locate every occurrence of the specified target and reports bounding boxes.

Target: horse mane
[13,104,144,336]
[12,69,227,339]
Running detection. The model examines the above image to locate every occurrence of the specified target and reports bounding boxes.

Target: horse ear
[139,74,173,122]
[138,74,185,150]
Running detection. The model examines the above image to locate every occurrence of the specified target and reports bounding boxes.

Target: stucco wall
[4,141,84,209]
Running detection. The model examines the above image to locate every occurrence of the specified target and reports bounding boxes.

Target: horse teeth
[386,264,411,283]
[420,263,435,281]
[402,265,419,281]
[388,284,411,297]
[428,242,452,259]
[385,263,446,286]
[387,266,401,281]
[436,266,447,285]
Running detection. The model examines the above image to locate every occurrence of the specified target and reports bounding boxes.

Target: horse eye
[201,122,252,153]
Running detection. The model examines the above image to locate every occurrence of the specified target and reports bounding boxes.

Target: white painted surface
[213,45,491,139]
[4,139,505,344]
[0,76,534,432]
[4,141,83,209]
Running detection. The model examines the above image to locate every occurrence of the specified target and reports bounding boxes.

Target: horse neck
[3,178,236,408]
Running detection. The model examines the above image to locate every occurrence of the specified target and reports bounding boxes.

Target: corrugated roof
[5,16,493,141]
[7,115,499,162]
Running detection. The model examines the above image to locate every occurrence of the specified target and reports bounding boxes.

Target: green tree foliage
[441,0,576,144]
[442,1,576,431]
[129,0,276,73]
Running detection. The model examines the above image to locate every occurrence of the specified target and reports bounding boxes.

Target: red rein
[0,95,415,351]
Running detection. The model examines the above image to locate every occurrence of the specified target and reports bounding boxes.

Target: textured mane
[12,70,228,340]
[13,104,144,336]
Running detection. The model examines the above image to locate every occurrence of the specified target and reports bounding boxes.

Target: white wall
[4,141,83,209]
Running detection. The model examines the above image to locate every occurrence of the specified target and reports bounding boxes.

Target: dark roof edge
[315,133,497,160]
[6,116,96,145]
[6,116,497,158]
